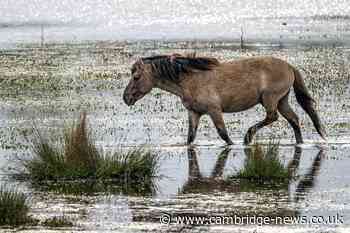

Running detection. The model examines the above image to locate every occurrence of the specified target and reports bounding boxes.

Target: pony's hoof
[188,143,196,149]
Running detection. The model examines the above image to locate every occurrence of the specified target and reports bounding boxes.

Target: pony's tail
[292,67,326,140]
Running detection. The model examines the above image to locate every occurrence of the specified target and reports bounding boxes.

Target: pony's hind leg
[278,92,303,144]
[244,93,279,144]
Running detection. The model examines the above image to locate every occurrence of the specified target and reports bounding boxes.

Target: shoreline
[1,38,349,52]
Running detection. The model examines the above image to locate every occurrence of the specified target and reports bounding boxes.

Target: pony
[123,54,326,145]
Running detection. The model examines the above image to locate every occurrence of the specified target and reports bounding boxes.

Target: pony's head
[123,54,219,106]
[123,58,155,106]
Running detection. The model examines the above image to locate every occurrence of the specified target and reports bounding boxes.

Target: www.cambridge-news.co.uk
[159,213,344,226]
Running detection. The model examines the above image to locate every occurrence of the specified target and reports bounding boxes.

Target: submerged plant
[0,185,33,226]
[18,113,159,195]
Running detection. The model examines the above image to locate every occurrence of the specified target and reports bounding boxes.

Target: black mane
[141,54,219,82]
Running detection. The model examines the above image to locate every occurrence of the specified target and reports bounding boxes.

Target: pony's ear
[134,57,144,66]
[169,54,177,63]
[169,53,182,63]
[136,57,144,64]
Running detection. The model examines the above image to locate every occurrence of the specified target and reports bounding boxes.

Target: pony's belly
[221,96,260,113]
[222,102,258,113]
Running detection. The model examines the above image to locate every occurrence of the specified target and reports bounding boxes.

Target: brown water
[0,41,349,232]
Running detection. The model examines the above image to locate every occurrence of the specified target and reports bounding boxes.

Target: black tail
[292,67,326,140]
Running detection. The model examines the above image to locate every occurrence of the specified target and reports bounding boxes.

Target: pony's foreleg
[209,110,233,145]
[187,110,201,144]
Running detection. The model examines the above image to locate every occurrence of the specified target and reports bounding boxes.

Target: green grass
[18,113,159,195]
[232,140,290,184]
[0,185,34,226]
[41,216,73,228]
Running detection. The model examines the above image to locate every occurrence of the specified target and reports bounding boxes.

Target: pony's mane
[141,54,219,82]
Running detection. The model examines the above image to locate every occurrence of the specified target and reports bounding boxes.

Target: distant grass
[231,140,290,187]
[0,185,34,226]
[17,113,158,195]
[41,216,73,228]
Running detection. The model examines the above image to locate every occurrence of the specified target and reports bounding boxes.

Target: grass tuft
[233,140,290,185]
[18,113,158,195]
[0,185,33,226]
[41,216,74,228]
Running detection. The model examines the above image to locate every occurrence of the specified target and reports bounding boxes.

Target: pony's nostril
[123,93,131,105]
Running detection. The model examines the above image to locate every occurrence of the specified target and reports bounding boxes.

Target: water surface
[0,42,349,232]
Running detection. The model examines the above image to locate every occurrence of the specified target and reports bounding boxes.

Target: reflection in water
[131,145,327,226]
[182,148,237,194]
[182,145,324,204]
[28,177,158,196]
[294,149,324,202]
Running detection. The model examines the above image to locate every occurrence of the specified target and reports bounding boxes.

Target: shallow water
[0,42,349,232]
[1,0,350,46]
[4,145,350,232]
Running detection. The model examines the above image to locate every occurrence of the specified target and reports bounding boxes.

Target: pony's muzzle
[123,92,135,106]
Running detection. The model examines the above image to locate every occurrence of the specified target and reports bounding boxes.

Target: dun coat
[123,54,326,145]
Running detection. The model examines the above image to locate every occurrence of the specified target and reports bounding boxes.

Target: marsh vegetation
[234,141,290,182]
[16,113,159,195]
[0,185,33,226]
[0,41,349,232]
